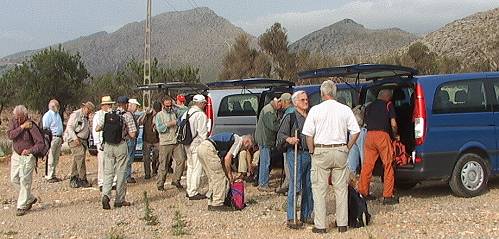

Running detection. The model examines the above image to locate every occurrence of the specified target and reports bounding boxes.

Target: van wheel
[396,181,419,190]
[449,153,489,197]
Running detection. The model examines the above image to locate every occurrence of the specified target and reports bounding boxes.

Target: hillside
[289,19,418,57]
[0,7,253,81]
[416,7,499,69]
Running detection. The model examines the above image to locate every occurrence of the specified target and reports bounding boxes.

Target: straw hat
[100,96,115,105]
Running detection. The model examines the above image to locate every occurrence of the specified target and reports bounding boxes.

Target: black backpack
[30,120,52,159]
[103,110,125,144]
[176,111,199,145]
[348,185,371,228]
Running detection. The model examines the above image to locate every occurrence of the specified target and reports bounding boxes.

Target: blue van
[299,64,499,197]
[294,82,369,108]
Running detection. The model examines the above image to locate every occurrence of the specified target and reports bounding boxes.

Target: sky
[1,0,498,57]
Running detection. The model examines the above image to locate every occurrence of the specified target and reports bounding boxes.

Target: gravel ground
[0,153,498,239]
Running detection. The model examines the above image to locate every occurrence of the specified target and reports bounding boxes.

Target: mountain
[0,7,253,81]
[416,7,499,69]
[289,19,418,57]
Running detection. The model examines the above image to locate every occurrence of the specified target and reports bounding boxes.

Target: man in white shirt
[181,94,209,200]
[302,80,360,234]
[42,99,64,182]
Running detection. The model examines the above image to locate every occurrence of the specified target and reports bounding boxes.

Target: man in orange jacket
[358,88,400,205]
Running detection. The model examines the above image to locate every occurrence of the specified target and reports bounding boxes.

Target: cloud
[236,0,499,41]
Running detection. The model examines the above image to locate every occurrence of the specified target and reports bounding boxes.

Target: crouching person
[97,96,138,210]
[8,105,45,216]
[197,133,254,211]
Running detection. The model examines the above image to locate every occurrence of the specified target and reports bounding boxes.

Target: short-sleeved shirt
[302,100,360,145]
[365,99,396,133]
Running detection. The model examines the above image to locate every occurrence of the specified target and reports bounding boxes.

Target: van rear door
[487,73,499,173]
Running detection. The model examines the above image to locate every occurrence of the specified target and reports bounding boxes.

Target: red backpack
[393,141,410,166]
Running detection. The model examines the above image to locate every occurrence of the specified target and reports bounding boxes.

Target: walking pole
[293,130,298,225]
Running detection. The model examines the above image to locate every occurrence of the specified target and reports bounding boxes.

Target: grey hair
[291,90,306,105]
[48,99,59,111]
[13,105,28,116]
[242,134,254,146]
[378,89,393,99]
[320,80,337,98]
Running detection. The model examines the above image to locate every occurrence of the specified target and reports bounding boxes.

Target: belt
[314,143,346,148]
[53,135,62,137]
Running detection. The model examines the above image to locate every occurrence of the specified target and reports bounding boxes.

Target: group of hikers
[7,79,401,234]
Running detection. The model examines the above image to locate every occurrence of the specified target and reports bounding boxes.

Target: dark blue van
[299,64,499,197]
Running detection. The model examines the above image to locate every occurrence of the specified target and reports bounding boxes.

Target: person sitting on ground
[197,132,254,211]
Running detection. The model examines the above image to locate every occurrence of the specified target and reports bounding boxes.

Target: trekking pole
[293,130,298,225]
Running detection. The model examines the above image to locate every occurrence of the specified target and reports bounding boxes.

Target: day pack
[229,181,246,210]
[393,140,410,166]
[103,110,125,144]
[348,185,371,228]
[176,111,199,145]
[30,120,52,159]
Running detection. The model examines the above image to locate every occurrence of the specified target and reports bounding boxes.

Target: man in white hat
[125,98,141,183]
[92,96,116,191]
[181,94,209,200]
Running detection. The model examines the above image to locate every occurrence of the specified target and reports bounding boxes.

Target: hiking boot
[208,205,233,212]
[16,208,27,216]
[383,196,400,205]
[363,193,377,201]
[114,201,132,208]
[312,227,327,234]
[287,220,303,229]
[78,179,92,188]
[99,186,102,192]
[69,177,79,188]
[127,177,137,183]
[25,197,38,210]
[338,226,347,233]
[171,181,183,189]
[144,175,151,180]
[301,218,314,225]
[102,195,111,210]
[257,186,274,192]
[188,194,207,200]
[47,177,61,183]
[275,187,288,195]
[157,186,165,191]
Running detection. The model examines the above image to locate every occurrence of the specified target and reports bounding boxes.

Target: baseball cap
[128,98,140,106]
[278,93,292,102]
[192,94,206,103]
[116,96,129,104]
[176,94,186,103]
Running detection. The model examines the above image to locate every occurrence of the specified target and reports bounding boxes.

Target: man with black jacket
[197,133,254,211]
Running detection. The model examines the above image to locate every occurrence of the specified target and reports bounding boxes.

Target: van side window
[218,94,259,117]
[433,80,487,114]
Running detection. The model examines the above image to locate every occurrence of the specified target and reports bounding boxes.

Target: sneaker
[47,177,61,183]
[275,187,288,195]
[157,186,165,191]
[25,197,38,210]
[78,179,92,188]
[338,226,347,233]
[114,201,132,208]
[171,181,183,189]
[144,175,151,180]
[102,195,111,210]
[383,196,400,205]
[69,177,79,188]
[16,208,27,216]
[300,218,314,225]
[99,186,102,192]
[188,194,207,200]
[257,186,274,192]
[127,177,137,184]
[208,205,233,212]
[312,227,327,234]
[363,194,377,201]
[287,220,303,229]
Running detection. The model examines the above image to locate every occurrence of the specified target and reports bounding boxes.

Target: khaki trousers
[186,143,204,197]
[173,144,187,182]
[70,143,87,179]
[45,136,62,179]
[311,146,349,229]
[97,145,117,187]
[197,141,229,206]
[157,144,175,187]
[10,152,36,209]
[102,142,128,203]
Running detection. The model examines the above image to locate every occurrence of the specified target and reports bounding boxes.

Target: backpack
[176,111,199,145]
[225,181,246,210]
[30,120,52,159]
[275,112,298,152]
[103,110,125,144]
[348,185,371,228]
[393,140,410,166]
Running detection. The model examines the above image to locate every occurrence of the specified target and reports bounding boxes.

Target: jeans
[126,139,136,180]
[257,145,271,187]
[347,127,367,173]
[286,148,313,221]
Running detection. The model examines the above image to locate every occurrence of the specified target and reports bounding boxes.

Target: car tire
[449,153,489,198]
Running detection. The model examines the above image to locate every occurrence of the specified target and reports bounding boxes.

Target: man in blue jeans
[276,91,313,228]
[255,94,287,191]
[347,103,369,175]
